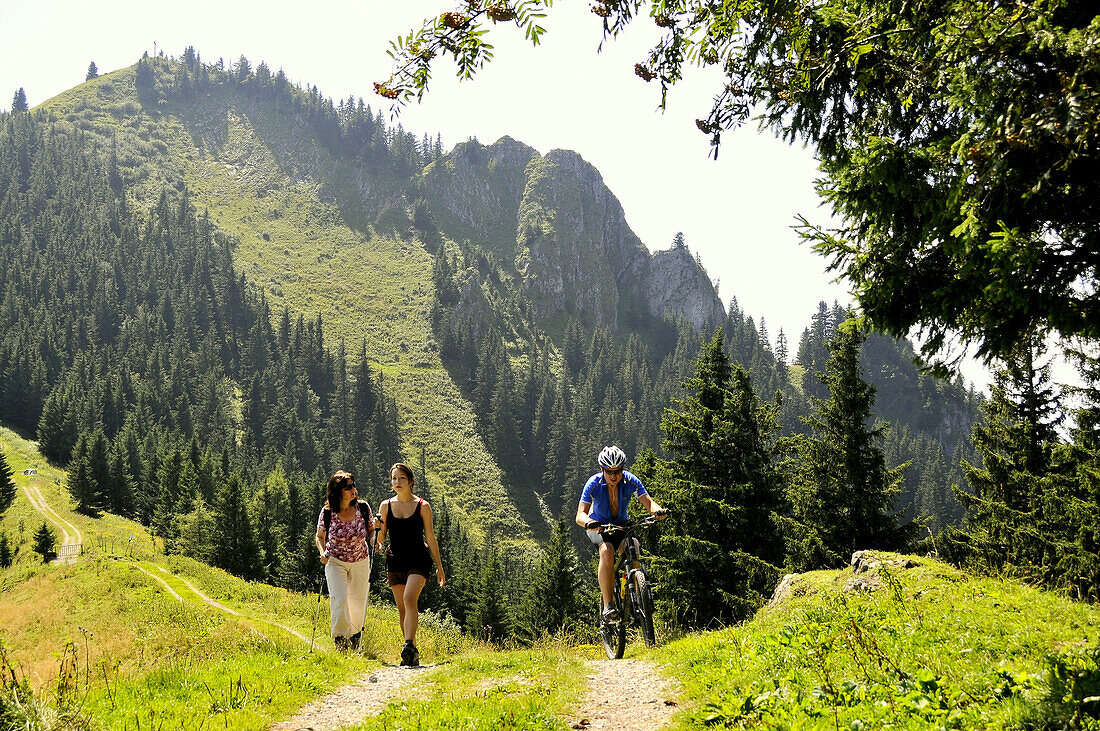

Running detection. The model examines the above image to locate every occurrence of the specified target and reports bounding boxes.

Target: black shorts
[387,566,431,586]
[586,526,628,550]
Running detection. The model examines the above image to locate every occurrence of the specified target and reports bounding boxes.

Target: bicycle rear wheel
[597,592,626,660]
[632,570,656,647]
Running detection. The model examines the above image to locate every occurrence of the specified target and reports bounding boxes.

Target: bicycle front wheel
[597,594,626,660]
[632,571,656,647]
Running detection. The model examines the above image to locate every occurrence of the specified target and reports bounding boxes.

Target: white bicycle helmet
[597,445,627,470]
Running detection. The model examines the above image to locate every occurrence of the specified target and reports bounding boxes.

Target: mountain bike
[592,515,662,659]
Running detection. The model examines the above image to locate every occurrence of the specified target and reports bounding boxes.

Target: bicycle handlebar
[590,512,668,535]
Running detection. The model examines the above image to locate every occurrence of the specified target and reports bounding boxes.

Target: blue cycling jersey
[579,470,648,524]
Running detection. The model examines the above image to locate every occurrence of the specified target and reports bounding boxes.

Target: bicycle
[590,515,663,659]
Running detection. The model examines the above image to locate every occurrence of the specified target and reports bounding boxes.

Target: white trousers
[325,555,371,638]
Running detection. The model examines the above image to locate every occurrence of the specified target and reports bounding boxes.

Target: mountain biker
[575,445,666,622]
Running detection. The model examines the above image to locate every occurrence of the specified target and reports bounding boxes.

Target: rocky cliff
[419,138,725,333]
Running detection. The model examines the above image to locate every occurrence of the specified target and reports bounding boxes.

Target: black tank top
[386,499,431,570]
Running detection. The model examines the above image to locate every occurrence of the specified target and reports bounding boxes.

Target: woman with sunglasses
[316,470,377,651]
[575,445,666,623]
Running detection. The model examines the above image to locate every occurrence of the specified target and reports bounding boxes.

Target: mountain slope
[40,61,526,534]
[36,56,725,537]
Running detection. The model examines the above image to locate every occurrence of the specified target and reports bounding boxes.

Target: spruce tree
[0,450,15,514]
[787,322,911,568]
[86,62,99,81]
[647,330,785,628]
[69,456,97,517]
[37,389,78,465]
[954,334,1066,579]
[33,522,55,562]
[467,539,510,642]
[11,88,28,112]
[214,474,263,580]
[0,531,12,567]
[515,518,585,641]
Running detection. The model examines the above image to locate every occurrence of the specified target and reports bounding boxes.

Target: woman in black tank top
[376,462,445,667]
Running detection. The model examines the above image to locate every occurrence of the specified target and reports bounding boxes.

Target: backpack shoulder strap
[323,507,332,543]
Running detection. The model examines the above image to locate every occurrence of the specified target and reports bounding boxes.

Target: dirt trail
[269,664,431,730]
[21,483,83,563]
[573,659,680,730]
[130,562,313,647]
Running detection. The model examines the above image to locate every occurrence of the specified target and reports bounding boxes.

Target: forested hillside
[1,50,993,621]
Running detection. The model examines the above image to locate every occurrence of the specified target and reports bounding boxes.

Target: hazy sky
[2,0,1001,387]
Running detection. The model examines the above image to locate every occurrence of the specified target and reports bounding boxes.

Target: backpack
[323,501,377,558]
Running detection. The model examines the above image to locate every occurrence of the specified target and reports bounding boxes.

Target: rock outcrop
[423,137,725,333]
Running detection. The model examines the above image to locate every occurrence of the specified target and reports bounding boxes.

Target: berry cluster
[634,63,657,82]
[487,3,517,21]
[591,4,611,17]
[441,12,469,28]
[374,82,400,99]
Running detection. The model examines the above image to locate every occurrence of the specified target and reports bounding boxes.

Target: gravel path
[572,659,680,730]
[269,664,431,731]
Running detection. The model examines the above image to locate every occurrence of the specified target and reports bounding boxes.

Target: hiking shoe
[349,632,362,651]
[601,605,620,623]
[334,636,348,651]
[408,644,420,667]
[400,641,415,666]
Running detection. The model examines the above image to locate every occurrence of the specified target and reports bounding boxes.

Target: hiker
[376,462,445,667]
[316,470,378,651]
[574,445,666,622]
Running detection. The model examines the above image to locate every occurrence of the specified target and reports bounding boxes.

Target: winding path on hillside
[21,482,83,563]
[129,561,314,647]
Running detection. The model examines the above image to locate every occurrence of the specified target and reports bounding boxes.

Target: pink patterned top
[317,506,370,563]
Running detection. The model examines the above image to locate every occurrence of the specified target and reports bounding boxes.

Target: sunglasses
[342,482,356,490]
[603,468,623,476]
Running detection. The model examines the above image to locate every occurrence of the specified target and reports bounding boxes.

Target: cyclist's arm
[639,493,666,517]
[576,501,598,529]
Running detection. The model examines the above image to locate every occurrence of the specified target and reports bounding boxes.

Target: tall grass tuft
[0,639,90,731]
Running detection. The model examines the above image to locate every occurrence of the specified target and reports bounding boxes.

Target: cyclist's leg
[597,541,616,610]
[628,537,642,573]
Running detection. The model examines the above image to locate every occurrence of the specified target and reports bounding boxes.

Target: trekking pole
[310,567,325,653]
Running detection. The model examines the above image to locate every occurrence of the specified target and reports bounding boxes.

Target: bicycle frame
[595,517,660,658]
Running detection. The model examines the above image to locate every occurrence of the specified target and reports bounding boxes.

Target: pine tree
[515,518,585,641]
[646,330,786,627]
[86,62,99,81]
[0,450,15,514]
[215,474,264,580]
[11,88,28,113]
[953,334,1066,580]
[0,531,12,568]
[33,522,55,562]
[37,389,78,465]
[787,322,911,568]
[467,539,510,642]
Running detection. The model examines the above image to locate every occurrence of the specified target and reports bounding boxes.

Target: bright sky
[2,0,1003,389]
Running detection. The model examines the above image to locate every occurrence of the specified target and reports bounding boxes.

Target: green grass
[39,66,533,540]
[655,552,1100,729]
[349,644,587,730]
[0,427,478,729]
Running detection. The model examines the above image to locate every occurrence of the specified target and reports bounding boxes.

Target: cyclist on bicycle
[575,445,666,622]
